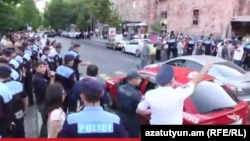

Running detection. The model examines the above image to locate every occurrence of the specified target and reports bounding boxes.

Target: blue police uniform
[0,82,13,137]
[167,38,178,59]
[9,59,21,81]
[13,55,23,65]
[3,80,26,137]
[243,45,250,69]
[58,78,128,138]
[67,50,81,80]
[22,48,33,105]
[203,40,212,55]
[31,44,39,61]
[24,49,32,57]
[54,51,63,69]
[117,71,141,138]
[10,69,20,81]
[187,40,195,55]
[72,77,110,108]
[56,55,76,113]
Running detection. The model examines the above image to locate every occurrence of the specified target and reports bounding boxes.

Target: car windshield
[142,39,153,44]
[190,81,238,114]
[213,62,246,77]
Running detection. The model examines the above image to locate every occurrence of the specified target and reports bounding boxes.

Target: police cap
[2,48,14,56]
[17,46,25,52]
[126,70,141,80]
[64,54,74,62]
[43,46,50,52]
[0,66,11,77]
[81,77,104,95]
[156,64,174,86]
[55,43,62,49]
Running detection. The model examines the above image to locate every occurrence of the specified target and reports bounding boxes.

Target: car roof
[168,55,226,65]
[139,66,213,83]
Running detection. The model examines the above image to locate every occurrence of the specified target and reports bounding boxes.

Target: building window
[193,9,199,25]
[133,1,136,8]
[140,0,143,7]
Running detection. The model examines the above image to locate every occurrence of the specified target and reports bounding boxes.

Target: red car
[105,66,249,125]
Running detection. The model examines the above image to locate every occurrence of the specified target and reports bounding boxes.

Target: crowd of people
[138,32,250,70]
[0,31,121,138]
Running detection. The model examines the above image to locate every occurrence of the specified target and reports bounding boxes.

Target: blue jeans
[233,60,242,67]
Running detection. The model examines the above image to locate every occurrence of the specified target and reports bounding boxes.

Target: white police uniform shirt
[137,82,195,125]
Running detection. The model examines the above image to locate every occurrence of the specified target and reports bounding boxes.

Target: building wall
[113,0,250,36]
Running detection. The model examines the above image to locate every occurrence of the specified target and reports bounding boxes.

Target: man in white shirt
[233,43,244,66]
[136,62,212,125]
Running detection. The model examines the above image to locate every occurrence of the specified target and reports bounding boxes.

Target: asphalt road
[24,37,139,138]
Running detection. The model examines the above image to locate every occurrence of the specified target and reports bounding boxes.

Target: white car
[122,39,154,57]
[61,31,69,37]
[68,31,81,38]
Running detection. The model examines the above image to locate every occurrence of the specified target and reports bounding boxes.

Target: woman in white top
[45,83,66,138]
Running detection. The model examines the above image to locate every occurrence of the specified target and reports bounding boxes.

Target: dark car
[45,31,56,38]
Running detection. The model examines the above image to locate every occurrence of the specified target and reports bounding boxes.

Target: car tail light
[116,42,120,45]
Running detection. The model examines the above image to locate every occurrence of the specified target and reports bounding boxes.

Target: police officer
[58,77,128,138]
[117,70,142,138]
[243,44,250,70]
[186,37,195,55]
[55,54,76,113]
[1,66,28,138]
[17,46,33,105]
[0,67,13,138]
[67,44,89,81]
[72,64,110,109]
[166,35,178,59]
[32,61,55,137]
[0,57,20,81]
[53,43,63,69]
[30,38,40,63]
[2,48,21,77]
[41,46,54,71]
[203,38,212,55]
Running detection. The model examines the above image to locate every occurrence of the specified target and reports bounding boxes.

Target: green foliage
[151,23,162,32]
[43,0,121,29]
[0,0,40,31]
[16,0,41,29]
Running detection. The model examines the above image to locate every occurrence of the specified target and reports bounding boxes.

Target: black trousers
[63,95,77,113]
[37,103,48,138]
[166,47,178,59]
[25,72,33,105]
[243,56,250,70]
[155,50,161,61]
[118,112,140,138]
[13,117,25,138]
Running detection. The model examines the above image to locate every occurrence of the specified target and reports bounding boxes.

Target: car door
[183,60,203,71]
[126,40,139,54]
[166,59,187,67]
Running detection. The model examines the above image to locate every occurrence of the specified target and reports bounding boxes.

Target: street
[24,37,139,137]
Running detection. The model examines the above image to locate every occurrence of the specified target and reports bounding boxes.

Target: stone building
[113,0,250,37]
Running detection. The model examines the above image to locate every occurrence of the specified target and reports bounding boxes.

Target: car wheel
[112,45,116,50]
[121,47,125,53]
[106,44,109,48]
[136,50,140,57]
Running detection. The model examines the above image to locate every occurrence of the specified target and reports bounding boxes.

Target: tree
[76,13,89,29]
[107,12,121,28]
[151,23,162,32]
[16,0,41,29]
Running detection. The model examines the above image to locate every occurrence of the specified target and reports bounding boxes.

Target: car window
[129,40,139,45]
[214,62,246,77]
[184,61,203,71]
[143,39,153,44]
[190,81,238,114]
[166,59,186,67]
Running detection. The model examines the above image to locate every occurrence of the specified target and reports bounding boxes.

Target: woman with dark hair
[45,83,66,138]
